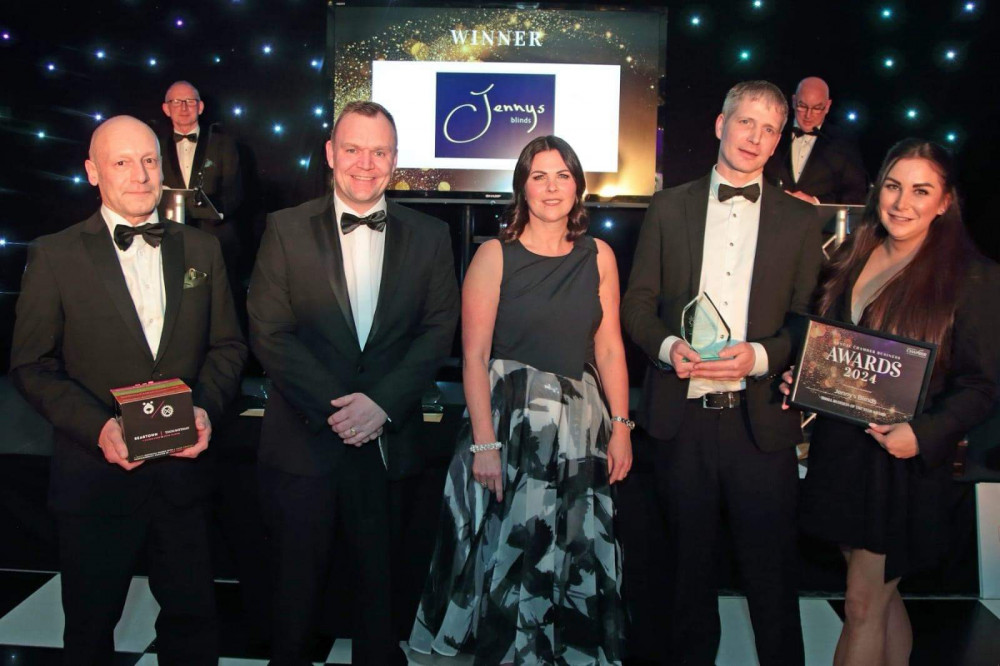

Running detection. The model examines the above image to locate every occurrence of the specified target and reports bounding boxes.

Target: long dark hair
[499,135,588,242]
[816,138,974,366]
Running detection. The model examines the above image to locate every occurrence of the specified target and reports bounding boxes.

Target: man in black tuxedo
[10,115,246,666]
[248,101,459,666]
[764,76,868,205]
[622,81,823,666]
[161,80,243,280]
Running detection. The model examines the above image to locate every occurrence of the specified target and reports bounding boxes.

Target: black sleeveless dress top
[491,236,603,380]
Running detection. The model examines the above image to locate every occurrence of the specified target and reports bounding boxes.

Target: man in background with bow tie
[161,80,243,287]
[622,81,822,666]
[10,115,246,665]
[247,101,459,665]
[764,76,868,204]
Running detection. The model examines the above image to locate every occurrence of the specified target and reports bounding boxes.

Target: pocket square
[183,268,209,289]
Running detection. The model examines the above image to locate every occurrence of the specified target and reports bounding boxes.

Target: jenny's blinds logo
[435,72,555,159]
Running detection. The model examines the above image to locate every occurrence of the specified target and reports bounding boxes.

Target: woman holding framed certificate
[782,138,1000,666]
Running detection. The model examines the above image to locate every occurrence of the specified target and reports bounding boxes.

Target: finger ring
[480,481,487,488]
[349,427,357,436]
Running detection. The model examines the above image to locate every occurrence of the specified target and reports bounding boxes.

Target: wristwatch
[611,415,635,430]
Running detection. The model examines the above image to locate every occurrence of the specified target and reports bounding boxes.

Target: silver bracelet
[469,441,502,453]
[611,415,636,431]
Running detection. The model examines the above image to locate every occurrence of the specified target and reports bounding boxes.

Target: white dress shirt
[334,192,387,349]
[658,167,770,398]
[174,124,199,187]
[102,206,167,356]
[791,122,820,183]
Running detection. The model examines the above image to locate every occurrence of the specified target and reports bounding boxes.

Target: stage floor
[0,571,997,665]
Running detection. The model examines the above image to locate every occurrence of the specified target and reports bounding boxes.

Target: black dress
[800,257,1000,580]
[410,236,626,665]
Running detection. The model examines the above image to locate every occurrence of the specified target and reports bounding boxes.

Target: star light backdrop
[0,0,996,370]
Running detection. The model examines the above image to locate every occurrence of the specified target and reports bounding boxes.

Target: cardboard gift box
[110,379,198,462]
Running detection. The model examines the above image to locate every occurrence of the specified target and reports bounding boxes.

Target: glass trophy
[680,292,731,360]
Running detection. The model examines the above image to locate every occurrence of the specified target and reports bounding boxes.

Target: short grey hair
[721,80,789,128]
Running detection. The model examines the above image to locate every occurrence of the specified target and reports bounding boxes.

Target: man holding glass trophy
[622,81,823,666]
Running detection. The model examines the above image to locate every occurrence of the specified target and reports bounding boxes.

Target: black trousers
[651,399,804,666]
[55,495,217,666]
[259,442,413,666]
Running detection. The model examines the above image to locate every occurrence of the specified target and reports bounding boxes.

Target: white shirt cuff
[658,336,682,366]
[749,342,769,377]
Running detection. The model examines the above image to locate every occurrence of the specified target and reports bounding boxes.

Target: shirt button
[726,271,731,276]
[732,214,737,218]
[729,242,734,247]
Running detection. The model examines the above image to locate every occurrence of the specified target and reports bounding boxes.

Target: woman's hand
[607,427,633,484]
[866,422,919,459]
[472,449,504,501]
[779,366,795,410]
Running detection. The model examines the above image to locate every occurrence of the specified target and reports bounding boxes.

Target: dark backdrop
[1,0,997,363]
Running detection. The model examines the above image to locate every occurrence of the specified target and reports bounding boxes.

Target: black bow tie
[174,132,198,143]
[791,126,819,138]
[717,183,761,203]
[340,210,387,234]
[113,222,166,251]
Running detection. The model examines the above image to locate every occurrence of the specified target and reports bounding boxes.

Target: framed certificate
[789,316,937,426]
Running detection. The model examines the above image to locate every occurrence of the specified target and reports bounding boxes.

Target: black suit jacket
[161,125,243,217]
[764,124,868,204]
[247,195,460,480]
[10,213,247,514]
[621,175,823,451]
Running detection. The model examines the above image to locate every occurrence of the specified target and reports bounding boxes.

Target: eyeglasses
[165,98,200,107]
[794,102,828,114]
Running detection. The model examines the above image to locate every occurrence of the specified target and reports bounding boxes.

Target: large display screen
[329,3,667,200]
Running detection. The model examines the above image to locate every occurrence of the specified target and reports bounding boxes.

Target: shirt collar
[710,167,763,202]
[101,205,161,249]
[333,191,388,228]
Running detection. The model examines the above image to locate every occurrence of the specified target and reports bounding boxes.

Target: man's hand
[690,342,756,381]
[785,190,819,204]
[866,422,919,459]
[779,366,795,409]
[98,418,144,471]
[171,407,211,459]
[669,339,702,379]
[328,393,388,446]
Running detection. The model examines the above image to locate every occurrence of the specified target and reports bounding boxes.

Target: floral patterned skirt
[409,359,625,665]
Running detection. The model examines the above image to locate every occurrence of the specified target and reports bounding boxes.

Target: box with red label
[110,379,198,462]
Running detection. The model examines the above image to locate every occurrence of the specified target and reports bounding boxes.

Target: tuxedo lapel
[311,199,359,345]
[366,207,409,346]
[162,133,185,189]
[747,184,784,323]
[80,214,153,361]
[154,226,184,362]
[685,175,711,299]
[189,133,210,189]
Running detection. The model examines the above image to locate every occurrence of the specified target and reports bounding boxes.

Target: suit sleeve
[367,228,459,429]
[248,216,353,433]
[9,241,114,448]
[621,198,674,361]
[191,237,247,424]
[755,204,823,375]
[834,139,868,205]
[219,134,243,217]
[911,264,1000,468]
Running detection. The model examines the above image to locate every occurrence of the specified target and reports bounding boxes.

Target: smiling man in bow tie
[10,115,246,666]
[622,81,823,666]
[160,80,243,284]
[764,76,868,204]
[248,101,459,666]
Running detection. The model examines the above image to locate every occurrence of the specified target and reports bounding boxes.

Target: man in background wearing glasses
[765,76,868,204]
[161,80,244,290]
